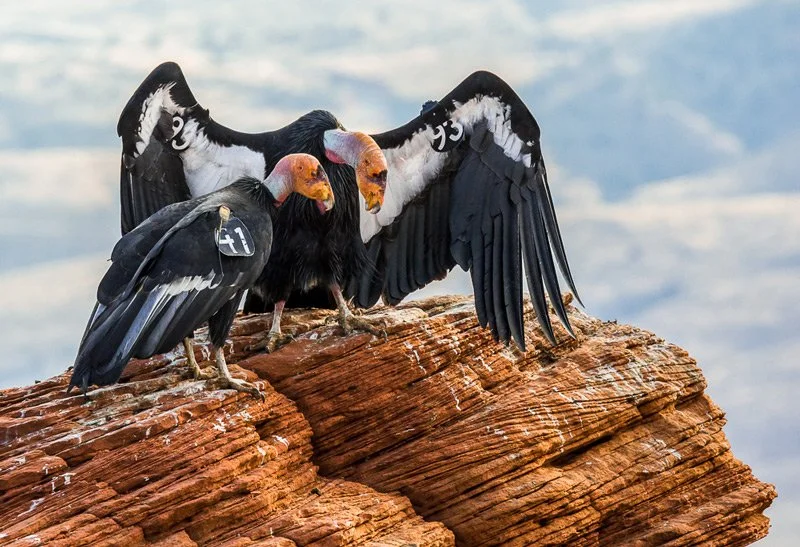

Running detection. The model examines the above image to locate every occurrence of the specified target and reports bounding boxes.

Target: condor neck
[323,129,360,167]
[264,168,292,206]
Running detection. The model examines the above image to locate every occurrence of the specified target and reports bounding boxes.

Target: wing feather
[396,207,413,297]
[501,189,524,348]
[424,190,438,281]
[491,215,506,342]
[521,201,555,345]
[469,218,488,328]
[526,176,572,337]
[539,161,583,305]
[480,218,495,332]
[436,181,453,274]
[412,203,427,289]
[350,70,581,350]
[118,62,203,234]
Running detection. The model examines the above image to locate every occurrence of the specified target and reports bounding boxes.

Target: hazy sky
[0,1,797,543]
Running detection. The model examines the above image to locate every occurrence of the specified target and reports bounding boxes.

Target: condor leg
[213,346,264,401]
[183,337,215,380]
[247,300,295,352]
[330,283,386,338]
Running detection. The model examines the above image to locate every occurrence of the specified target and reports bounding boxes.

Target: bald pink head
[265,153,334,212]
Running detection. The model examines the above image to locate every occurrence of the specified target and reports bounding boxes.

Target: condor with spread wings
[345,71,582,350]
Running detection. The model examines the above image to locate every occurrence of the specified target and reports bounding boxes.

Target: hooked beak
[317,195,335,213]
[357,171,386,214]
[300,164,335,213]
[307,179,335,213]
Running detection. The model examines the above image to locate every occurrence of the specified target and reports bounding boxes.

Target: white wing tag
[216,216,255,257]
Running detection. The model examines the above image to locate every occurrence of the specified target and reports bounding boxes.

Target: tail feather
[134,289,189,356]
[110,286,171,366]
[138,284,238,356]
[69,287,169,392]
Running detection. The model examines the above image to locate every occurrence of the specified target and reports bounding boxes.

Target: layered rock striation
[0,296,776,546]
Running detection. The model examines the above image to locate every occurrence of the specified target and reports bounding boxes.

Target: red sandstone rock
[0,295,775,546]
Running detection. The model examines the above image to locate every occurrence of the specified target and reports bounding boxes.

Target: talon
[338,315,387,340]
[211,346,265,401]
[193,367,217,380]
[218,377,265,401]
[247,331,295,353]
[329,284,388,342]
[183,337,216,379]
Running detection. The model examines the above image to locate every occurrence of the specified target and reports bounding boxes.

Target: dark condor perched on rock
[70,154,334,398]
[344,71,583,350]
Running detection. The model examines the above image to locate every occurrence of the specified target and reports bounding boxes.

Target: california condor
[69,154,334,399]
[286,72,583,350]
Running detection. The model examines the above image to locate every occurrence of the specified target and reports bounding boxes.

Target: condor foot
[330,312,387,339]
[183,338,217,380]
[214,376,265,401]
[247,331,295,353]
[191,365,217,381]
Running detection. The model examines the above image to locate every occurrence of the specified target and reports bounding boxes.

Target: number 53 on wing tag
[216,216,255,257]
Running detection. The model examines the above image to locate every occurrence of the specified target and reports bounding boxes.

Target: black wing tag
[170,115,190,151]
[430,120,464,152]
[216,216,255,257]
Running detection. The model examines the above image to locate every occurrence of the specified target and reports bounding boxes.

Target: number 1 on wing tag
[216,216,255,257]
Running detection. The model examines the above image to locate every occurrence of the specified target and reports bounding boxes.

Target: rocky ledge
[0,295,776,546]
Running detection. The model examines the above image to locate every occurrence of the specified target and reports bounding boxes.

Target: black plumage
[347,71,583,351]
[69,154,334,397]
[244,112,367,312]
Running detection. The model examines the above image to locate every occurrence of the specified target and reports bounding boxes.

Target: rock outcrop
[0,296,776,546]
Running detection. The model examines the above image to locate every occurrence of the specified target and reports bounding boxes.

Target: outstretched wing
[349,71,581,351]
[118,62,269,235]
[117,62,207,234]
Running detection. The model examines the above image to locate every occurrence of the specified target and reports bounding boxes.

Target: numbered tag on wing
[216,216,255,257]
[430,119,464,152]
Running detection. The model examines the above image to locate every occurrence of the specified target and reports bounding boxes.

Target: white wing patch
[134,84,266,198]
[179,117,266,197]
[135,83,183,157]
[359,126,447,243]
[360,96,533,242]
[164,272,221,296]
[450,96,532,167]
